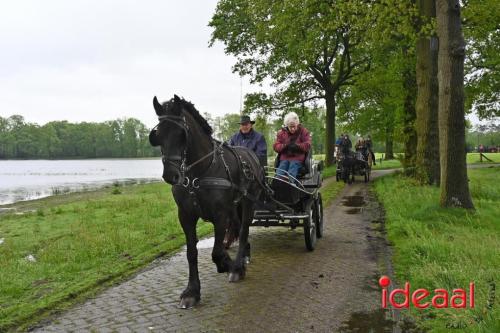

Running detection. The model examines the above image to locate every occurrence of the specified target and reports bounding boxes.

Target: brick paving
[32,176,391,333]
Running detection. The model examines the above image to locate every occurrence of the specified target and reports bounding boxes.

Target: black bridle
[155,113,218,188]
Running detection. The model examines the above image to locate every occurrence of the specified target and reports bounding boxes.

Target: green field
[0,177,344,331]
[374,167,500,332]
[0,183,214,331]
[314,152,499,172]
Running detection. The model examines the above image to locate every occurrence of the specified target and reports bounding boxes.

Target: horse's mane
[163,97,213,136]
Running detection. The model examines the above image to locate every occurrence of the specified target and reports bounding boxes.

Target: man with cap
[228,115,268,167]
[225,115,267,249]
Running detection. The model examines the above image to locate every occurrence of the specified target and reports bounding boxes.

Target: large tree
[415,0,440,185]
[436,0,474,208]
[210,0,372,166]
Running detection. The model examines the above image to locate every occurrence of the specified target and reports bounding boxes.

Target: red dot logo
[379,275,391,288]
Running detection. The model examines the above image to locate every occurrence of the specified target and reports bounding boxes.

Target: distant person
[273,112,311,182]
[229,115,267,167]
[355,137,365,151]
[334,133,344,162]
[336,133,344,146]
[340,134,352,156]
[365,135,376,165]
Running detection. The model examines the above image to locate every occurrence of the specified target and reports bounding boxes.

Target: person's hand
[288,143,301,153]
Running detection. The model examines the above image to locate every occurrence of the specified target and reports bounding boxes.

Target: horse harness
[154,113,265,205]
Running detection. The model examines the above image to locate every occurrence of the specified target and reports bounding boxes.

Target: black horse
[340,152,356,184]
[149,95,264,309]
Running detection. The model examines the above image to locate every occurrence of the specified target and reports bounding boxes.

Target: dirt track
[33,170,401,332]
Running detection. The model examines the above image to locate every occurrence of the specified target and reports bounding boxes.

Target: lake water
[0,159,164,205]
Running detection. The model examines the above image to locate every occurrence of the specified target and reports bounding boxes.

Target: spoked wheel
[314,193,324,238]
[304,200,317,251]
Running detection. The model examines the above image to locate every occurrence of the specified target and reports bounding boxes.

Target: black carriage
[252,150,324,251]
[336,151,371,183]
[354,151,371,182]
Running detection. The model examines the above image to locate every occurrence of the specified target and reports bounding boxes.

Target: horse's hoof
[244,256,251,265]
[228,272,244,282]
[179,296,199,309]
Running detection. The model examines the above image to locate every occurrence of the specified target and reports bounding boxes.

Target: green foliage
[0,115,159,159]
[210,0,374,106]
[463,0,500,119]
[374,168,500,331]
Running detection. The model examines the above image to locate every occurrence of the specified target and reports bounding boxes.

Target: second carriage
[335,150,371,183]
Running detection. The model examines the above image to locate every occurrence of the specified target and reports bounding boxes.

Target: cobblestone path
[33,173,392,333]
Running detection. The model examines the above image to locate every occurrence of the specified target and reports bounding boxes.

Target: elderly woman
[273,112,311,181]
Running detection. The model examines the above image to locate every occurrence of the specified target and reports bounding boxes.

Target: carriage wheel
[304,200,317,251]
[314,193,324,238]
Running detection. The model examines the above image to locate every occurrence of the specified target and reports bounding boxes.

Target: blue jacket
[229,129,267,164]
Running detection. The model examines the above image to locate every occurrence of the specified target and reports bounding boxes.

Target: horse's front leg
[228,199,253,282]
[178,209,200,309]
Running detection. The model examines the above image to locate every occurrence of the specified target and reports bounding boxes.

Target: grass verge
[0,172,344,331]
[374,167,500,332]
[0,182,213,331]
[320,165,345,206]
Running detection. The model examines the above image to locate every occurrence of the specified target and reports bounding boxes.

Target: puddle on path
[345,207,361,214]
[342,195,365,207]
[196,237,214,249]
[339,309,394,332]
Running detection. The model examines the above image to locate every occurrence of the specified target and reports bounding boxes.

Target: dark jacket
[273,125,311,162]
[340,137,352,155]
[229,129,267,165]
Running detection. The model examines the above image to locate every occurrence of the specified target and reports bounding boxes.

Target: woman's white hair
[283,112,300,127]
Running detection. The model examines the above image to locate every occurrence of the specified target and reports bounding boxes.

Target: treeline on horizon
[0,115,160,159]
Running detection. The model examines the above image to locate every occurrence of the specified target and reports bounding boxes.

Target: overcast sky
[1,1,492,130]
[0,0,255,128]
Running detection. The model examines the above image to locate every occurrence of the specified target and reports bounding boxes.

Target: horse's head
[149,95,189,185]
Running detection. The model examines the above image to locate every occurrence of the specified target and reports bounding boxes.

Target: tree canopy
[0,116,158,159]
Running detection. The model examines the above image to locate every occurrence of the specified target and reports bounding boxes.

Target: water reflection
[0,159,163,205]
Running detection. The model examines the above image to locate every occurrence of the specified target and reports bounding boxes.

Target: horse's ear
[174,94,181,102]
[149,129,161,147]
[153,96,163,116]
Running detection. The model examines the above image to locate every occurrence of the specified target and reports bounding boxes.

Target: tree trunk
[436,0,474,209]
[325,92,336,166]
[402,50,417,174]
[415,0,440,185]
[385,126,394,160]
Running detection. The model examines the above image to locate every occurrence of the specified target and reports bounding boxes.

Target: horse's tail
[224,205,242,249]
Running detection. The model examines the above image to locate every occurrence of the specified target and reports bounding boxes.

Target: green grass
[374,167,500,332]
[320,166,345,205]
[0,171,345,331]
[0,183,213,331]
[315,153,500,172]
[467,153,500,164]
